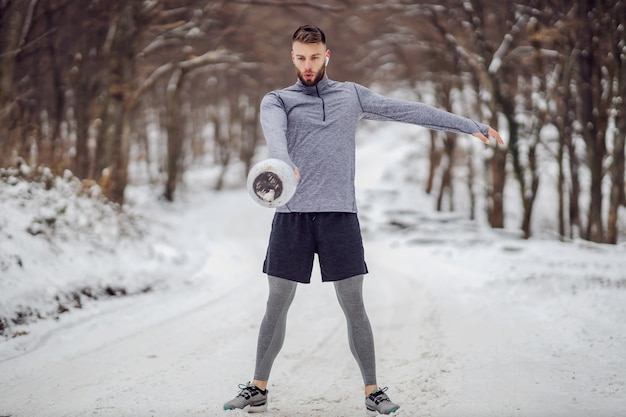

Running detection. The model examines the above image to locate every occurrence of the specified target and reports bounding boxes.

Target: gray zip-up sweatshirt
[260,76,488,213]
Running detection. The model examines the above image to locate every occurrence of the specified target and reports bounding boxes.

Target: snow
[1,125,626,417]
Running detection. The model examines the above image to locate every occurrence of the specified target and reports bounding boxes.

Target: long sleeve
[353,84,489,136]
[260,92,295,168]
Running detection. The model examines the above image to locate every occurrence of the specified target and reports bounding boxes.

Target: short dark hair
[292,25,326,45]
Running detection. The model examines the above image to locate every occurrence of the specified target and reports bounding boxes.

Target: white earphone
[325,56,329,66]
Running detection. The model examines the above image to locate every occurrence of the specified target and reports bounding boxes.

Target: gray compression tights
[254,275,376,386]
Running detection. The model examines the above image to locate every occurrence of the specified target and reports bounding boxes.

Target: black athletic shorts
[263,212,368,283]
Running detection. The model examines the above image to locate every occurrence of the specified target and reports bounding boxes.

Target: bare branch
[0,27,56,59]
[488,13,531,74]
[179,49,231,71]
[18,0,39,49]
[229,0,345,12]
[136,61,175,97]
[132,49,241,105]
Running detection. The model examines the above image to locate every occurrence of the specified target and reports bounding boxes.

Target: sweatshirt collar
[296,76,331,93]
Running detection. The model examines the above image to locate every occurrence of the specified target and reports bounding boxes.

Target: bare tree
[405,1,520,229]
[606,0,626,244]
[0,0,31,165]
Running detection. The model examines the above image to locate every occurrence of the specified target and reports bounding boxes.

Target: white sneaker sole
[245,400,268,413]
[366,406,399,416]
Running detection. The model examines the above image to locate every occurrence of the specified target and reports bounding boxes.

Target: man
[224,25,503,415]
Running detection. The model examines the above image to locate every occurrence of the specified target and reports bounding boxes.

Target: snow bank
[0,166,163,336]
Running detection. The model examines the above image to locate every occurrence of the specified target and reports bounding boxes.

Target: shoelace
[369,387,391,405]
[237,384,260,400]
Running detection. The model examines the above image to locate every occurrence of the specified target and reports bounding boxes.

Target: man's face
[291,41,330,87]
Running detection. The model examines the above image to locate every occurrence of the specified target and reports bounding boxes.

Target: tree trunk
[481,74,508,230]
[467,144,477,221]
[71,17,104,181]
[436,132,456,212]
[557,129,566,240]
[487,147,507,228]
[0,0,27,166]
[72,52,92,179]
[213,114,231,191]
[425,131,441,195]
[556,38,575,241]
[43,3,65,161]
[568,135,582,239]
[608,129,626,244]
[163,68,185,202]
[521,142,539,239]
[93,2,137,204]
[487,80,512,230]
[606,3,626,244]
[577,0,610,243]
[239,93,262,176]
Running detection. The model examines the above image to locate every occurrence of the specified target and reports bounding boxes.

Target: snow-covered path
[1,133,625,417]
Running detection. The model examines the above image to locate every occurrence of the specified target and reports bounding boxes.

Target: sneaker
[365,387,400,416]
[223,382,268,412]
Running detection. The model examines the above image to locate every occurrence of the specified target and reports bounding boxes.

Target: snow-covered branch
[133,49,241,104]
[488,13,531,74]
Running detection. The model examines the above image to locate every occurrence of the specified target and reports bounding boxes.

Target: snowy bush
[0,164,149,337]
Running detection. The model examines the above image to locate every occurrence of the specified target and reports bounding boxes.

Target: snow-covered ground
[1,124,625,417]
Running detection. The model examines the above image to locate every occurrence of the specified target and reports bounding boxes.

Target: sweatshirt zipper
[315,84,326,121]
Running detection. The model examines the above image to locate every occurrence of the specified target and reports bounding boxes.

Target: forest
[1,0,625,243]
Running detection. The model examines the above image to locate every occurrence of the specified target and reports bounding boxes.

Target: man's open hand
[473,127,504,145]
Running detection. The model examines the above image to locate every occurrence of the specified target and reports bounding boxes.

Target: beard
[297,64,326,86]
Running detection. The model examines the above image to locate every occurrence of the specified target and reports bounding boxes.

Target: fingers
[488,127,505,145]
[473,127,505,145]
[473,132,490,145]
